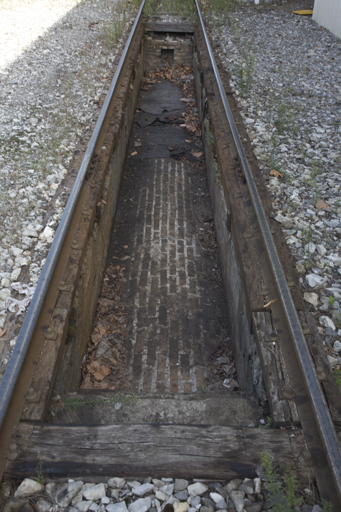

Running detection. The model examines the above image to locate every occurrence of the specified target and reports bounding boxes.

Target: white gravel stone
[14,478,44,497]
[304,292,319,307]
[132,483,154,497]
[76,502,92,512]
[209,493,223,504]
[128,497,152,512]
[174,479,189,491]
[187,483,208,497]
[35,500,51,512]
[230,491,245,512]
[173,504,189,512]
[306,274,325,289]
[333,340,341,353]
[106,503,129,512]
[319,316,336,331]
[83,484,107,501]
[155,491,167,501]
[108,478,126,489]
[328,355,338,368]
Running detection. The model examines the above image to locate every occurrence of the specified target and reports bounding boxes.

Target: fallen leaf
[315,199,330,210]
[97,324,108,335]
[131,151,137,156]
[91,333,102,345]
[134,142,142,147]
[263,299,278,308]
[186,124,197,132]
[270,169,283,179]
[0,328,7,337]
[192,151,203,158]
[101,199,107,205]
[93,365,111,381]
[124,245,128,249]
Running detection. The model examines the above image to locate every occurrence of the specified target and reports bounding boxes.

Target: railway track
[1,0,341,509]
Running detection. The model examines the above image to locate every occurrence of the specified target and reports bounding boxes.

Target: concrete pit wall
[53,50,144,396]
[193,51,265,402]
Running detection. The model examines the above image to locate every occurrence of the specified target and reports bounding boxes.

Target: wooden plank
[252,312,295,426]
[5,423,310,481]
[21,308,69,422]
[144,22,194,33]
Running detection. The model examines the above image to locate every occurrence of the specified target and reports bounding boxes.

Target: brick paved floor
[107,156,230,393]
[103,79,231,393]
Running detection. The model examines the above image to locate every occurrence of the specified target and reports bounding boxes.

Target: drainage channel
[0,2,341,510]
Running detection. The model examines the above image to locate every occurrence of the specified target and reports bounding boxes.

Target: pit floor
[82,70,234,394]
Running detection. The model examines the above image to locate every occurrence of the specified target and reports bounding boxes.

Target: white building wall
[313,0,341,39]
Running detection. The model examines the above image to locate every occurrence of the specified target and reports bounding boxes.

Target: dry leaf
[0,328,7,337]
[124,245,128,249]
[93,365,111,381]
[131,151,137,156]
[192,151,203,158]
[315,199,330,210]
[97,324,108,335]
[263,299,278,308]
[186,124,196,132]
[134,142,142,147]
[270,169,283,179]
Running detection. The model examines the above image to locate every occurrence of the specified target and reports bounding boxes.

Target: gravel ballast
[208,1,341,368]
[0,0,135,374]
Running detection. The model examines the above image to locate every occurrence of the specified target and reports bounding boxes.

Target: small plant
[329,295,335,307]
[36,452,45,485]
[215,161,222,186]
[261,451,302,511]
[198,382,207,393]
[333,369,341,394]
[260,416,273,429]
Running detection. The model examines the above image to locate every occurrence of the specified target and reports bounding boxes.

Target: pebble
[175,480,189,491]
[106,504,128,512]
[133,484,154,497]
[304,292,319,307]
[128,497,152,512]
[108,478,126,489]
[230,491,245,512]
[188,483,208,497]
[14,478,44,498]
[319,316,336,330]
[83,484,107,501]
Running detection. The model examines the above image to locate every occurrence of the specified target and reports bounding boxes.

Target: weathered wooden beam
[6,422,311,482]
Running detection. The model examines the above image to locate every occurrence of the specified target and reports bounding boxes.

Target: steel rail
[194,0,341,499]
[0,0,145,430]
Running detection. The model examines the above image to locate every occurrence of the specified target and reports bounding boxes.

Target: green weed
[36,452,45,485]
[261,451,303,511]
[205,119,214,146]
[333,369,341,394]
